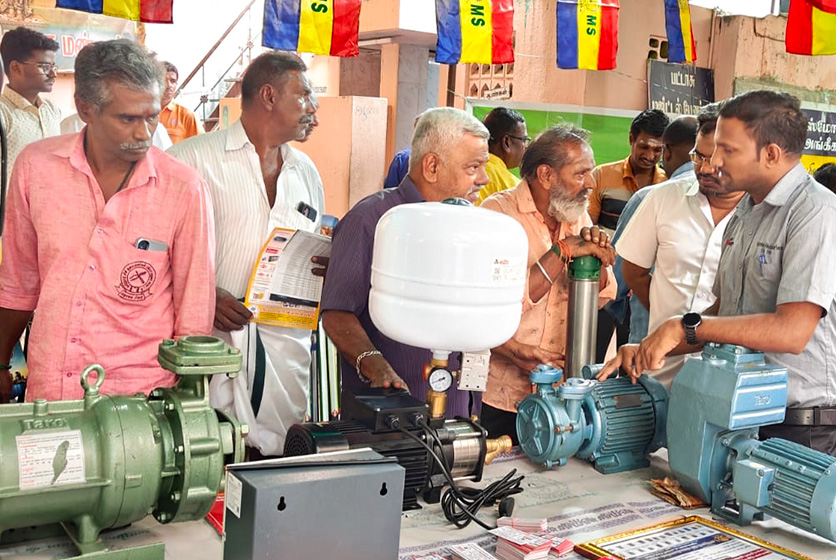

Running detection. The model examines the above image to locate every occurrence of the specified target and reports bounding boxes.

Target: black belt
[783,407,836,426]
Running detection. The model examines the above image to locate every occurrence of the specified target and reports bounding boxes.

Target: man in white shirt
[612,104,744,386]
[0,27,62,181]
[169,52,324,458]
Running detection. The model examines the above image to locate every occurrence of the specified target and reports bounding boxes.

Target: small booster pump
[516,365,668,473]
[0,336,246,559]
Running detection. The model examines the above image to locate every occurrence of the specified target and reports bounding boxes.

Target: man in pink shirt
[0,40,215,403]
[480,126,617,443]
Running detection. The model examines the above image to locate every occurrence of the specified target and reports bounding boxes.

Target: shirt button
[88,264,96,270]
[96,228,104,234]
[66,373,72,378]
[70,338,78,343]
[76,301,83,307]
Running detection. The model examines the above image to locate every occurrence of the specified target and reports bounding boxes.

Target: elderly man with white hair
[321,107,490,417]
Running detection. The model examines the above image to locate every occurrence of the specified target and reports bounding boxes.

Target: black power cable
[393,417,523,530]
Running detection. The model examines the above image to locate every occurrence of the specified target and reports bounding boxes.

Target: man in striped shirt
[169,53,324,458]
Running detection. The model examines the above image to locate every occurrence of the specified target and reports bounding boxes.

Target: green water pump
[0,336,246,559]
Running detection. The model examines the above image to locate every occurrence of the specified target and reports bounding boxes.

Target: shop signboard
[801,107,836,173]
[647,59,714,116]
[0,0,136,71]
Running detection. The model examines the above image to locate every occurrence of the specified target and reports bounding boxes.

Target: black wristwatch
[682,312,702,345]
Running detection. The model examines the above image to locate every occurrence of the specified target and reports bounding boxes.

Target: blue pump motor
[668,343,836,542]
[516,365,668,473]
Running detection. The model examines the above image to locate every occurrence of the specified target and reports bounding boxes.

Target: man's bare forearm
[0,308,32,365]
[529,250,566,303]
[321,309,401,386]
[622,260,651,309]
[695,303,820,355]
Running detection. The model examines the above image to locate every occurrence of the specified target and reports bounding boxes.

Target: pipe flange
[559,378,595,399]
[530,365,563,385]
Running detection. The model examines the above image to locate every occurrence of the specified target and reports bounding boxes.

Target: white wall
[145,0,267,121]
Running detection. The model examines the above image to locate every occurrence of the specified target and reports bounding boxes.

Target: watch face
[428,368,453,392]
[683,312,701,327]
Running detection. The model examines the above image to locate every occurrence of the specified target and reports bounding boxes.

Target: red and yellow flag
[263,0,362,57]
[556,0,620,70]
[55,0,173,23]
[807,0,836,12]
[786,0,836,56]
[435,0,515,64]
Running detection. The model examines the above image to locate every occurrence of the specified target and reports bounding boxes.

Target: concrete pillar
[380,43,401,165]
[394,44,431,154]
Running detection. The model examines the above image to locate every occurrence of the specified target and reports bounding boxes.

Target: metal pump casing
[0,336,245,558]
[667,343,836,542]
[516,365,668,473]
[565,256,601,378]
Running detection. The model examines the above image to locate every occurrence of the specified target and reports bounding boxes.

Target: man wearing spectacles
[0,27,62,182]
[599,103,744,388]
[475,107,528,204]
[602,91,836,455]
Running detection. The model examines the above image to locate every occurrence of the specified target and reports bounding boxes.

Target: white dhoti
[209,323,312,456]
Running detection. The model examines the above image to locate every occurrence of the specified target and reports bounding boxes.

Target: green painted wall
[472,105,635,177]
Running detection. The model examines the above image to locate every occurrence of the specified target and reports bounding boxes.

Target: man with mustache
[0,27,62,182]
[0,40,216,403]
[600,91,836,455]
[321,107,490,418]
[478,126,617,442]
[606,104,744,387]
[298,93,319,142]
[170,52,324,458]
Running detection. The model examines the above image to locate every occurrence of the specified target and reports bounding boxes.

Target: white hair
[409,107,489,172]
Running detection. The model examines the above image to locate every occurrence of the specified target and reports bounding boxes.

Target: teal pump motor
[668,343,836,542]
[516,365,668,473]
[0,336,246,559]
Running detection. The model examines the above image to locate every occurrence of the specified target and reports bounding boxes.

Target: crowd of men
[0,29,835,460]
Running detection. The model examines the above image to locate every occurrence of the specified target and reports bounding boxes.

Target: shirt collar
[55,130,158,188]
[622,157,666,186]
[224,118,302,169]
[670,161,694,179]
[395,175,426,202]
[511,179,539,215]
[225,119,252,152]
[2,86,42,110]
[762,163,808,207]
[488,152,508,170]
[682,175,701,196]
[620,157,635,182]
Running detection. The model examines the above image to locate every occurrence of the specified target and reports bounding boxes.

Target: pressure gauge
[428,368,454,392]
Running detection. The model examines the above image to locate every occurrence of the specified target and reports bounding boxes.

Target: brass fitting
[484,435,513,464]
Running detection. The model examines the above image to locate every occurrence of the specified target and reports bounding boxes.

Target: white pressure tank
[369,200,529,353]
